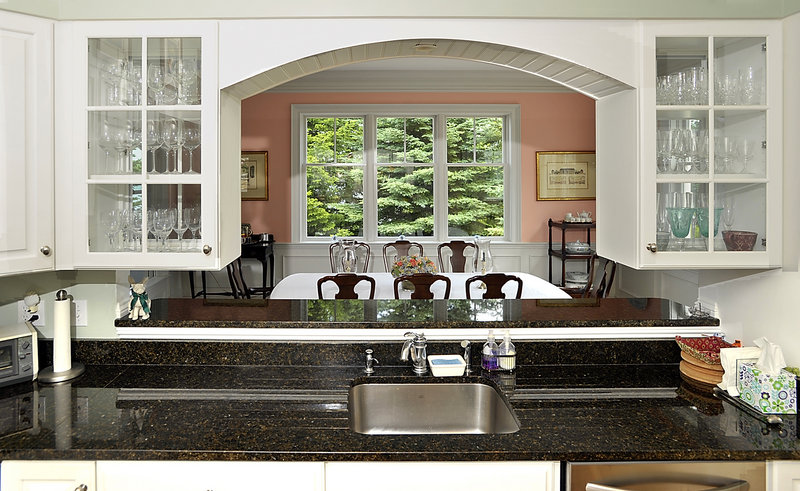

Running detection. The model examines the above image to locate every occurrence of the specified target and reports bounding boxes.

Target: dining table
[269,272,571,300]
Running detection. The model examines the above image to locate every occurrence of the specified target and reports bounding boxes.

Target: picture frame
[535,151,596,201]
[241,151,268,201]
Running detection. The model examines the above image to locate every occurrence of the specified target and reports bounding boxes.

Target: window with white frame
[292,104,520,242]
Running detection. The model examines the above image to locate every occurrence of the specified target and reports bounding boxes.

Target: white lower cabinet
[0,460,95,491]
[96,461,325,491]
[325,461,560,491]
[769,461,800,491]
[2,460,559,491]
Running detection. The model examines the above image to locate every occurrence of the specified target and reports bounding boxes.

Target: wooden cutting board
[680,360,723,385]
[681,351,724,372]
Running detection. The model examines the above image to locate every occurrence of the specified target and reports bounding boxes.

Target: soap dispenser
[498,330,516,372]
[481,330,499,371]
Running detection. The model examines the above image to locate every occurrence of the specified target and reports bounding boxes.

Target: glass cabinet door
[654,35,768,257]
[87,36,204,255]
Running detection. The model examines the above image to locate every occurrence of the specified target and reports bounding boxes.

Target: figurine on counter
[128,276,151,321]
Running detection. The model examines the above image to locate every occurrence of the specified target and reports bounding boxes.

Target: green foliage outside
[305,115,504,238]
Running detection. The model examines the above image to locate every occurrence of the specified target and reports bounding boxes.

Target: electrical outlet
[74,300,88,327]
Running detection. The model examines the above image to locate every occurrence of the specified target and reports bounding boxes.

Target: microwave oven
[0,322,37,388]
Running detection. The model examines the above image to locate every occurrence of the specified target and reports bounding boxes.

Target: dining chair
[465,273,523,299]
[317,273,376,299]
[226,258,251,299]
[329,240,371,273]
[583,255,617,298]
[382,239,424,271]
[393,273,451,299]
[437,240,476,272]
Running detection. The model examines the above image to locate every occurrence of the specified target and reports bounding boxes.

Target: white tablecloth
[270,272,570,300]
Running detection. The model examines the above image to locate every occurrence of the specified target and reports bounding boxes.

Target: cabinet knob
[74,485,88,491]
[40,245,52,256]
[646,243,658,253]
[202,245,212,255]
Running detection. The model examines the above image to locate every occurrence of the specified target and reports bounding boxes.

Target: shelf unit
[547,218,595,294]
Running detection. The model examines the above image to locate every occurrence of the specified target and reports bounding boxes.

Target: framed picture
[535,151,596,201]
[241,151,268,201]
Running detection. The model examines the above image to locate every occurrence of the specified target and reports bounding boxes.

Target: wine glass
[182,123,201,174]
[721,197,735,231]
[161,118,183,173]
[155,208,176,251]
[99,210,122,251]
[185,206,201,251]
[175,208,190,252]
[178,58,200,105]
[98,121,117,175]
[656,130,672,174]
[715,136,738,173]
[130,209,143,251]
[146,119,163,174]
[738,137,756,174]
[147,63,166,105]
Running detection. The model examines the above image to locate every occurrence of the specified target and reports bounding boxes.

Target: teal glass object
[697,207,723,238]
[666,207,694,239]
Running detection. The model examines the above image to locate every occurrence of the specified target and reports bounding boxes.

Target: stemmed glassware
[184,206,201,251]
[721,197,735,231]
[147,63,166,105]
[100,210,122,251]
[178,58,200,105]
[99,121,117,174]
[153,208,177,251]
[162,118,183,173]
[715,136,738,173]
[175,210,190,251]
[666,192,694,251]
[146,119,163,173]
[182,123,201,174]
[738,138,756,174]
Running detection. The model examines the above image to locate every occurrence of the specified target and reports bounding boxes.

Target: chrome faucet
[400,332,428,374]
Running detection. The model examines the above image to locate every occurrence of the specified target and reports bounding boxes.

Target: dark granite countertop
[0,339,796,463]
[115,297,719,329]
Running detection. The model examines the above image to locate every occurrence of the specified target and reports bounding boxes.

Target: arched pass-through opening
[222,38,632,100]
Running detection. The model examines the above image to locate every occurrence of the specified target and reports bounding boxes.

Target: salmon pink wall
[240,92,596,243]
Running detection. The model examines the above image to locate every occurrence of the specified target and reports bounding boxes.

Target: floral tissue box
[737,362,797,414]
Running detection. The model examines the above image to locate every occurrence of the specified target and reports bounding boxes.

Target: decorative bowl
[722,230,757,251]
[565,271,589,283]
[565,241,591,253]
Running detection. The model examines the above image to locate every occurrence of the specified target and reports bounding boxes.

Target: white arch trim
[222,38,632,101]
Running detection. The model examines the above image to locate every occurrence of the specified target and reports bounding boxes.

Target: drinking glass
[182,123,201,174]
[147,63,166,105]
[715,136,738,173]
[697,207,723,239]
[739,66,763,105]
[656,130,672,173]
[155,208,177,251]
[738,137,756,174]
[162,118,183,173]
[175,209,190,252]
[146,119,163,173]
[720,197,735,231]
[670,129,691,173]
[185,206,201,251]
[472,236,494,273]
[656,192,671,251]
[100,210,122,251]
[666,207,694,251]
[99,121,117,174]
[178,58,200,105]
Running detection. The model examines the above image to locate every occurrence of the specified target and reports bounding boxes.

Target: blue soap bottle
[481,330,499,371]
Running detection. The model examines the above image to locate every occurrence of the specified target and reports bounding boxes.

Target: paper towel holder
[38,290,85,384]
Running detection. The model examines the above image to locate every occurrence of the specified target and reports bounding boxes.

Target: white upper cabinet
[598,20,782,269]
[0,11,55,277]
[55,20,238,271]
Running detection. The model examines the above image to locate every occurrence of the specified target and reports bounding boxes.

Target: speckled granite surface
[115,297,719,329]
[2,339,797,463]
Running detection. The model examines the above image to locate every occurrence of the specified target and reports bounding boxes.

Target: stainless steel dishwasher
[567,461,765,491]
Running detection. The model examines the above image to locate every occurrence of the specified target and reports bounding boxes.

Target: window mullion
[363,114,377,242]
[433,115,449,242]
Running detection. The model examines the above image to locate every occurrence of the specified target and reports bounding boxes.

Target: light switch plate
[74,300,88,327]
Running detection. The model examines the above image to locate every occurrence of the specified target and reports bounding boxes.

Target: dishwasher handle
[587,479,749,491]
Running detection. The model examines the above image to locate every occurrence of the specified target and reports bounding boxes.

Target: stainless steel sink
[348,380,520,435]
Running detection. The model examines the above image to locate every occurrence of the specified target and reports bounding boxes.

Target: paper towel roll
[52,292,72,373]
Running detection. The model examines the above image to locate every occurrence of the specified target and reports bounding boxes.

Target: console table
[241,236,275,298]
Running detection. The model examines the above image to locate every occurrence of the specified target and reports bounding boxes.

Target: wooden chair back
[583,256,617,298]
[437,240,476,272]
[393,273,451,299]
[466,273,523,299]
[383,239,424,271]
[329,240,371,273]
[317,273,376,299]
[226,258,251,299]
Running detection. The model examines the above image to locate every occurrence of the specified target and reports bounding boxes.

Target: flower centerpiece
[391,255,437,291]
[391,255,438,277]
